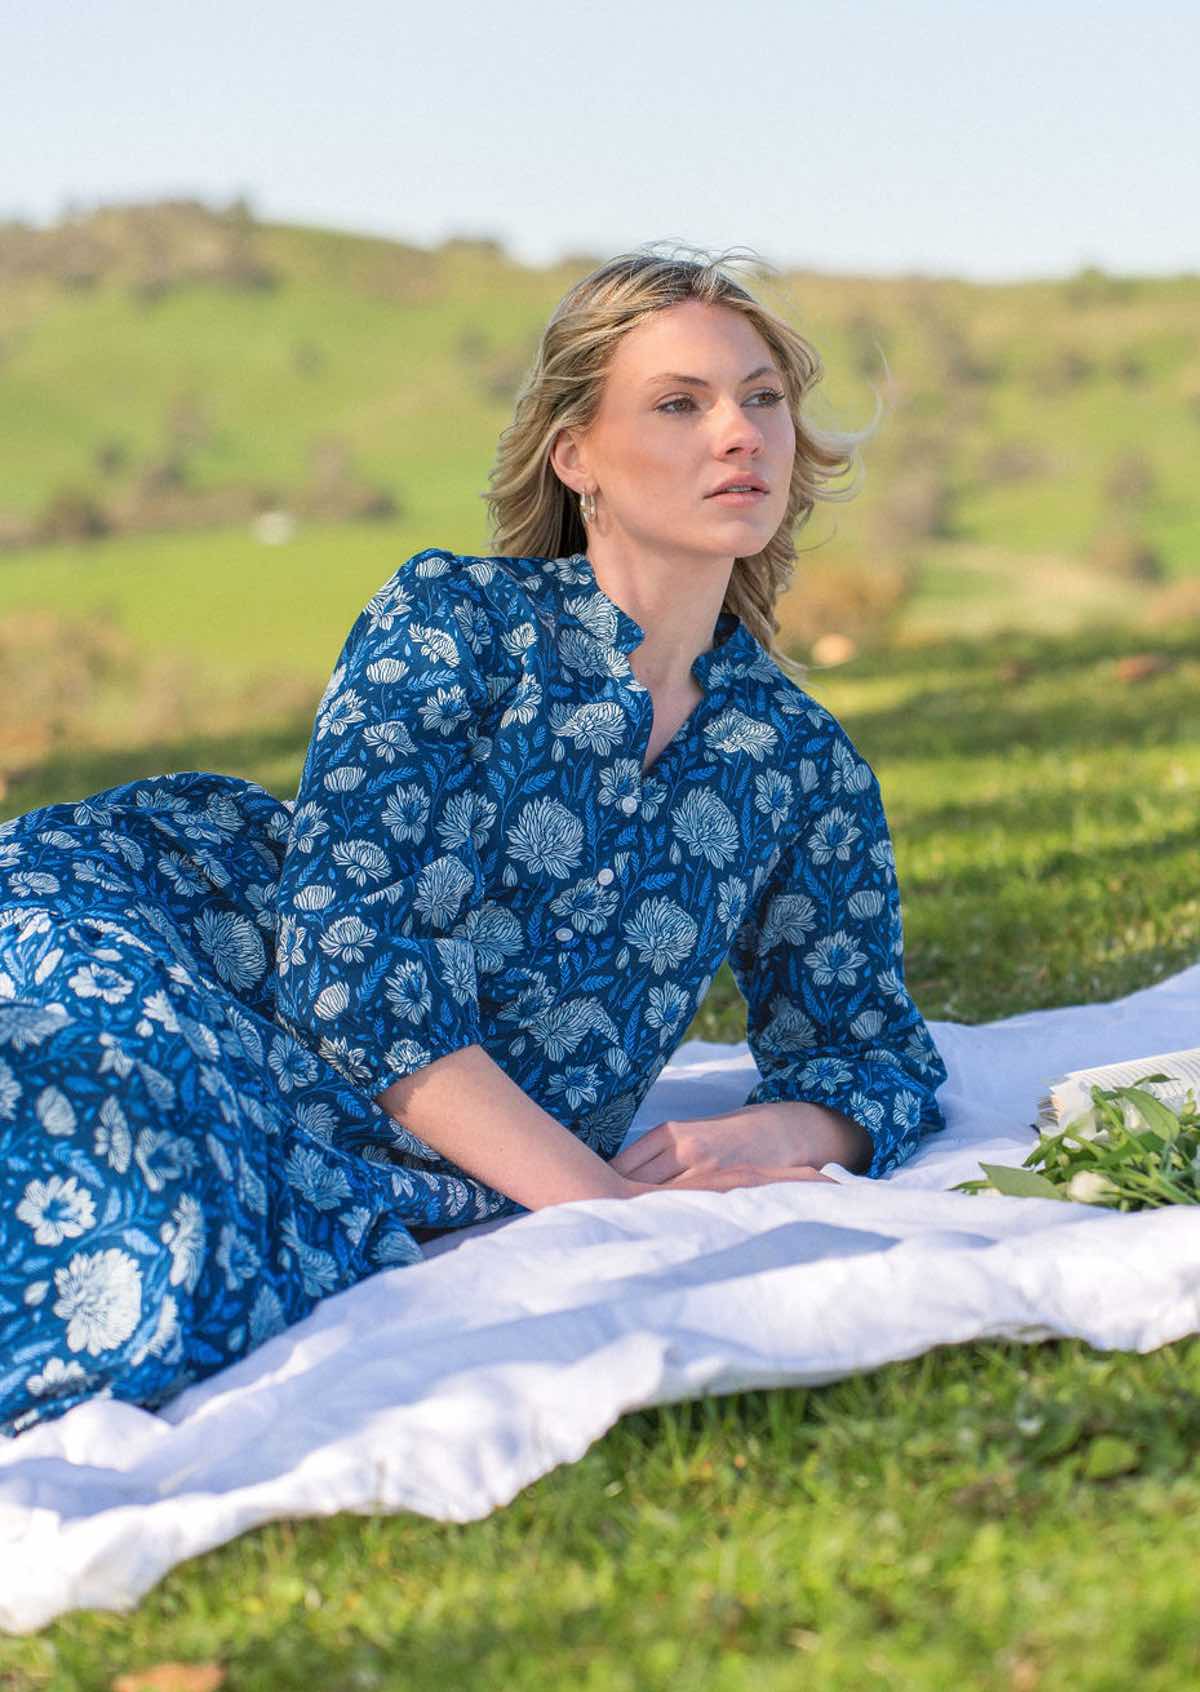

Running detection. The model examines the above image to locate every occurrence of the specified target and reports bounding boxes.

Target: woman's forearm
[373,1043,629,1212]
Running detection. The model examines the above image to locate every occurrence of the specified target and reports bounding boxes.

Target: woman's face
[559,298,796,563]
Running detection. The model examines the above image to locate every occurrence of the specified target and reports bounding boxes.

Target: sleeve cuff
[743,1059,948,1180]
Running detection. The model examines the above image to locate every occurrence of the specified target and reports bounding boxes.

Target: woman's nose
[712,396,765,453]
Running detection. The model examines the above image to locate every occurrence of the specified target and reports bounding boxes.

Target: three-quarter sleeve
[727,717,949,1178]
[272,554,494,1097]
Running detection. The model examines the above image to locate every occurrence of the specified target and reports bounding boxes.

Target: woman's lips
[707,489,767,506]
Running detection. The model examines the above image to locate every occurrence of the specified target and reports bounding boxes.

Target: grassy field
[1,598,1197,1689]
[2,214,1199,1685]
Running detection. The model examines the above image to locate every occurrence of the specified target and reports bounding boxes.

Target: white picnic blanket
[2,961,1199,1633]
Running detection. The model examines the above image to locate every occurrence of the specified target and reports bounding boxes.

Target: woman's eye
[656,390,786,414]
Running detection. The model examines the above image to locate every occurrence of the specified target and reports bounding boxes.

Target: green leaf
[1115,1085,1184,1138]
[977,1163,1065,1200]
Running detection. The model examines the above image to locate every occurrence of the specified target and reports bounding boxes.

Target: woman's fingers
[609,1124,668,1175]
[665,1163,837,1193]
[619,1147,686,1184]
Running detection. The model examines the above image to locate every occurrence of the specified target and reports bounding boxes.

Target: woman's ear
[549,425,586,495]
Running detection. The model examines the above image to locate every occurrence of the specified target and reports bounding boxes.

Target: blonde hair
[483,240,881,681]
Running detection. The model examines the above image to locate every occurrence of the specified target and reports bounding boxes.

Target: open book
[1038,1045,1200,1134]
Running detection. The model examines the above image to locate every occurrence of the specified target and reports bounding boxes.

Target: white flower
[192,909,267,991]
[597,758,642,813]
[384,959,432,1024]
[157,849,209,899]
[285,1146,352,1210]
[93,1095,133,1172]
[317,914,377,963]
[133,1127,190,1193]
[316,685,367,740]
[456,903,525,972]
[437,789,496,854]
[805,931,868,988]
[36,1084,76,1136]
[506,797,584,879]
[313,981,350,1021]
[411,623,463,669]
[850,1009,885,1041]
[848,889,885,919]
[26,1356,88,1399]
[16,1174,97,1245]
[643,984,690,1045]
[550,699,627,755]
[622,897,698,976]
[753,769,793,828]
[274,912,307,978]
[413,854,475,928]
[670,788,740,868]
[892,1089,922,1132]
[418,684,471,735]
[798,1056,853,1095]
[362,720,415,761]
[316,1034,375,1084]
[288,801,330,853]
[365,656,409,684]
[757,994,817,1055]
[160,1193,207,1291]
[499,673,542,727]
[331,839,391,887]
[832,737,873,794]
[546,1062,602,1111]
[382,783,430,845]
[215,1222,261,1291]
[548,880,617,937]
[703,707,779,762]
[716,877,748,934]
[807,807,862,866]
[267,1033,318,1092]
[760,891,817,953]
[53,1248,143,1356]
[67,963,134,1004]
[1066,1169,1120,1205]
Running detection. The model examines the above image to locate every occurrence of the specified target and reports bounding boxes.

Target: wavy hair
[483,241,882,680]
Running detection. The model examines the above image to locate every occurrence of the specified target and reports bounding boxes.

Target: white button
[620,797,638,816]
[555,926,574,942]
[596,868,614,885]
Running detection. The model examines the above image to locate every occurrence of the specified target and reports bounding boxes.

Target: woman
[0,247,949,1436]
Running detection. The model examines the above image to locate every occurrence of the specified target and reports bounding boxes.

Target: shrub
[36,483,111,544]
[1087,525,1165,582]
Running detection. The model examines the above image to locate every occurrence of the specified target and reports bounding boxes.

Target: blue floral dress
[0,548,948,1435]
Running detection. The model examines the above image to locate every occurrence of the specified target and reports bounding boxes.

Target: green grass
[3,219,1199,1681]
[2,605,1198,1687]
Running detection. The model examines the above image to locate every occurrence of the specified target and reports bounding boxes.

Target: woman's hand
[618,1158,839,1199]
[609,1100,873,1185]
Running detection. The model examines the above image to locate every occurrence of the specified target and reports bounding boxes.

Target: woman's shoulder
[332,549,557,713]
[362,547,550,626]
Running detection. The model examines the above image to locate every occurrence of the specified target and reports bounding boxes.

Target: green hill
[1,199,1197,811]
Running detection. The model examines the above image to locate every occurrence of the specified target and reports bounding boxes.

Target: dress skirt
[0,771,439,1438]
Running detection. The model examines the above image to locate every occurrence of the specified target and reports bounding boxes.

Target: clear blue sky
[7,0,1196,281]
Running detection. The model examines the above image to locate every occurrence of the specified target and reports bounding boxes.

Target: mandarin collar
[550,551,763,692]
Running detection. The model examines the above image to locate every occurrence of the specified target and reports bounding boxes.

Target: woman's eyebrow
[643,365,779,388]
